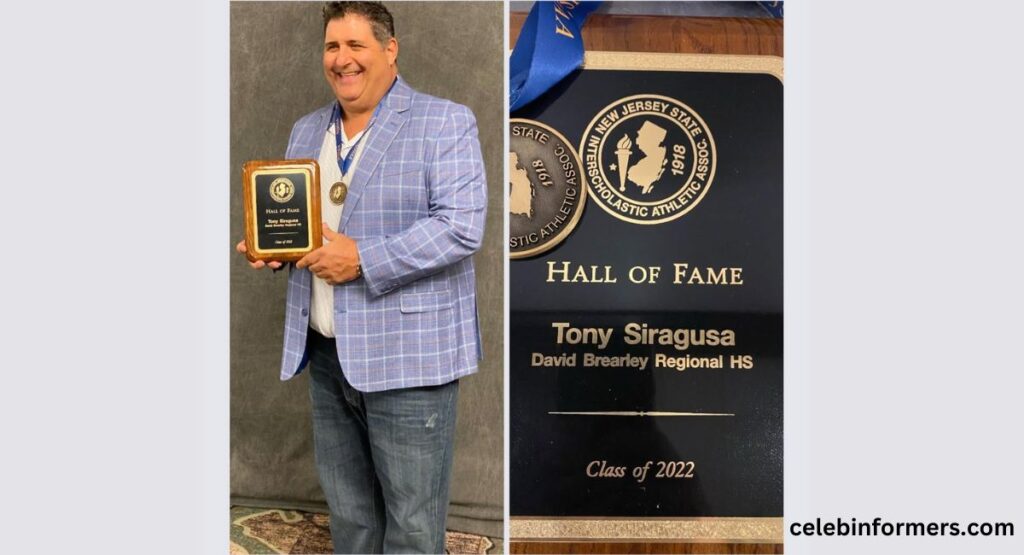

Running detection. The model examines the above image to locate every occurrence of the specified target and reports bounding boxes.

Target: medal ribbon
[331,102,374,176]
[757,1,784,18]
[509,1,602,112]
[330,78,397,176]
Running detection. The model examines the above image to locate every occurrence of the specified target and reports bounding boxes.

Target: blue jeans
[306,331,458,554]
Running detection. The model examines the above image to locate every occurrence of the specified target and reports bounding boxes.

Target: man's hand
[296,224,361,285]
[236,239,283,270]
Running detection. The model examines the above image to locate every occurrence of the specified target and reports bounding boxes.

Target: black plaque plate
[510,52,783,542]
[243,159,322,262]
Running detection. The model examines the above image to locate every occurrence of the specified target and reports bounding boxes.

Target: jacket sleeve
[356,103,488,297]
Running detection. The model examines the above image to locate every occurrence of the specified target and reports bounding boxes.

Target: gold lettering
[546,261,571,282]
[552,322,613,349]
[586,460,627,478]
[672,263,689,284]
[546,261,618,283]
[623,323,736,352]
[554,19,574,38]
[531,352,577,367]
[687,266,744,285]
[705,267,728,285]
[553,0,580,38]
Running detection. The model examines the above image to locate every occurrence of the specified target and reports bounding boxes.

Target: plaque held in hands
[242,159,323,263]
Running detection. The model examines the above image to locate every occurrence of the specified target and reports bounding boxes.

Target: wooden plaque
[242,159,322,262]
[509,13,784,555]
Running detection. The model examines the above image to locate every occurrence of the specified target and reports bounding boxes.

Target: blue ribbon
[330,77,398,176]
[510,1,602,112]
[330,102,373,175]
[758,1,784,18]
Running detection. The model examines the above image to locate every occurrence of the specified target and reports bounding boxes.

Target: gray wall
[229,1,504,538]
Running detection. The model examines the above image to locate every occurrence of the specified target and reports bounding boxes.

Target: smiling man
[236,2,487,553]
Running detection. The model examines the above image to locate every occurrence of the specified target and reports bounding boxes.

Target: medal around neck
[329,181,347,205]
[242,159,323,262]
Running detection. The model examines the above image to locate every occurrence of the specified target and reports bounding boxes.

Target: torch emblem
[580,94,717,225]
[614,135,633,192]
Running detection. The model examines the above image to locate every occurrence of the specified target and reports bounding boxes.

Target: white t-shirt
[309,123,367,338]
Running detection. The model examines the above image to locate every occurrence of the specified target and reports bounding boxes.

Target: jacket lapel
[338,77,412,231]
[291,105,333,160]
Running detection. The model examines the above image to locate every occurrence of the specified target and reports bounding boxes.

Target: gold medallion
[508,119,587,259]
[268,177,295,203]
[580,94,717,225]
[329,181,347,205]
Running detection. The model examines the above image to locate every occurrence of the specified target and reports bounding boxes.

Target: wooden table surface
[510,13,783,57]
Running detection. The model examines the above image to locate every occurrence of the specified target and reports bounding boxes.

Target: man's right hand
[236,239,283,270]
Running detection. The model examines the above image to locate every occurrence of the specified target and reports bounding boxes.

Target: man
[236,2,487,552]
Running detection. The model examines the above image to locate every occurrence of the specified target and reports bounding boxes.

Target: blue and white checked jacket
[279,77,486,391]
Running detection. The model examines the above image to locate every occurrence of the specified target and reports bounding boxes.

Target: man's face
[323,15,398,114]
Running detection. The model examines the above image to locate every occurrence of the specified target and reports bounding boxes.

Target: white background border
[0,1,1021,553]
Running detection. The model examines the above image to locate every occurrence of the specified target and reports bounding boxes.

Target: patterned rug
[230,506,498,554]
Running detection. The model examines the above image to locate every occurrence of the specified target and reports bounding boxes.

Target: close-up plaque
[242,159,322,262]
[510,51,784,545]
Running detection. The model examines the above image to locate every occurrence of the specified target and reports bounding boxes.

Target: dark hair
[322,2,395,44]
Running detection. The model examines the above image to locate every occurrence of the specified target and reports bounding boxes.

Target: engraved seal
[509,119,587,259]
[580,94,717,225]
[269,177,296,203]
[329,181,347,205]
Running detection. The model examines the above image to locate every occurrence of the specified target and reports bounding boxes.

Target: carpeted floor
[230,506,500,554]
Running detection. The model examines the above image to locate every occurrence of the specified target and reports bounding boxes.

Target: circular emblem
[509,119,587,259]
[269,177,295,203]
[579,94,717,225]
[329,181,348,205]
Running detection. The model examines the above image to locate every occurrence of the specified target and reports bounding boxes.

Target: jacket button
[300,308,309,317]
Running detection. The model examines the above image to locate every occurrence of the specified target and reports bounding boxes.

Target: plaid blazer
[279,77,486,391]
